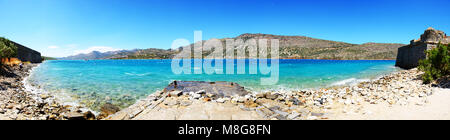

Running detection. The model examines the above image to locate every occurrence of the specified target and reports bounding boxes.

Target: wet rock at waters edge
[99,103,121,119]
[265,93,279,100]
[65,111,86,120]
[83,111,96,120]
[162,81,249,98]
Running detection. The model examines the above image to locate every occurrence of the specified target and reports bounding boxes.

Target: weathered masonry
[395,27,449,69]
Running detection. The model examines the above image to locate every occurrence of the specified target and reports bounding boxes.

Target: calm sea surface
[27,59,399,111]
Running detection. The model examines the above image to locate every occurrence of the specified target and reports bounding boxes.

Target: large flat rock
[163,81,249,97]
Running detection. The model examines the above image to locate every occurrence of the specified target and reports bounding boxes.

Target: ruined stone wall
[14,42,42,63]
[395,27,447,69]
[395,43,435,69]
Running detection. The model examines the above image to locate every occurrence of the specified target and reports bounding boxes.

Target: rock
[206,93,215,98]
[195,90,206,95]
[169,90,183,97]
[203,98,211,102]
[244,100,258,108]
[237,97,245,103]
[289,98,301,105]
[287,112,300,120]
[311,112,324,117]
[100,103,120,117]
[275,115,287,120]
[255,93,266,98]
[273,110,289,117]
[307,116,318,120]
[83,111,96,120]
[6,104,13,109]
[216,98,226,103]
[50,104,59,108]
[65,111,86,120]
[40,94,50,99]
[163,81,249,97]
[147,96,157,101]
[239,104,252,111]
[193,93,202,99]
[257,108,274,118]
[180,100,192,106]
[48,114,57,120]
[163,98,178,106]
[344,99,352,105]
[154,91,163,97]
[265,93,279,100]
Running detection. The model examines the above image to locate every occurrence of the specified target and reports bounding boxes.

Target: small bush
[0,37,18,64]
[418,43,450,83]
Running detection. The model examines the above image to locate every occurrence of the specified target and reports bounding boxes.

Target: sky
[0,0,449,57]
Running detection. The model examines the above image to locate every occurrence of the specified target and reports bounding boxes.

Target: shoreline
[108,68,449,120]
[0,63,96,120]
[21,63,92,113]
[2,62,448,120]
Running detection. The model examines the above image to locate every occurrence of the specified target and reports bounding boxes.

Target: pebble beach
[0,64,96,120]
[107,68,449,120]
[1,63,448,120]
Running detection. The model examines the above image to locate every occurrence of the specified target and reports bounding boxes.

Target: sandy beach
[329,88,450,120]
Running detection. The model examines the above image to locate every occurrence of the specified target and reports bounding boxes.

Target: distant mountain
[60,50,134,60]
[105,48,177,59]
[107,33,405,60]
[61,33,406,60]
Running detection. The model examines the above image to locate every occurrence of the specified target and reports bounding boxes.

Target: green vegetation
[418,43,450,84]
[0,37,18,63]
[42,56,57,61]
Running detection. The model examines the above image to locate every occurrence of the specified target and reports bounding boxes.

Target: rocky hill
[106,49,178,60]
[64,34,406,60]
[60,50,134,60]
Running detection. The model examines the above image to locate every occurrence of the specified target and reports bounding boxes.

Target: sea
[26,59,399,111]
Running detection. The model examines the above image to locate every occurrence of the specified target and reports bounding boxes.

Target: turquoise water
[27,59,399,110]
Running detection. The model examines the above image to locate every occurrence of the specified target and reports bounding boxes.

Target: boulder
[65,111,85,120]
[265,93,279,100]
[83,111,96,120]
[162,81,249,97]
[168,90,183,97]
[99,103,120,119]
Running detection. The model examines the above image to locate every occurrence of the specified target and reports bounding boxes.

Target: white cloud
[73,46,122,55]
[48,45,59,49]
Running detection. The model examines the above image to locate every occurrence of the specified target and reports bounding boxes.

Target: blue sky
[0,0,449,57]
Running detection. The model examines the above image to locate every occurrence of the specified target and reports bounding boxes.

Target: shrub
[418,43,450,83]
[0,37,18,63]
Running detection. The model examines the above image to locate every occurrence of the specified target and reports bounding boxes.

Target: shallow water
[27,59,399,111]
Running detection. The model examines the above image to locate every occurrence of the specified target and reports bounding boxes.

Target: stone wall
[395,27,448,69]
[13,42,42,63]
